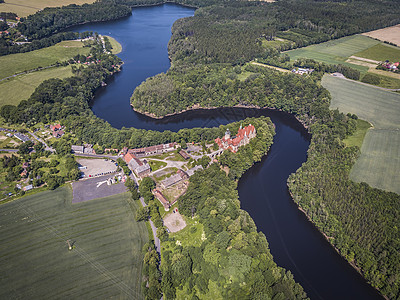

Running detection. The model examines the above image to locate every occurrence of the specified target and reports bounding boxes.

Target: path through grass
[0,186,148,299]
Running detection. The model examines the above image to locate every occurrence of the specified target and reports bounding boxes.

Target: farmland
[0,186,148,299]
[0,66,74,106]
[0,0,95,17]
[0,40,89,80]
[353,43,400,62]
[362,24,400,47]
[322,74,400,194]
[286,34,380,72]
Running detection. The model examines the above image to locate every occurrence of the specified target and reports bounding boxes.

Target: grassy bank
[106,36,122,54]
[0,186,148,299]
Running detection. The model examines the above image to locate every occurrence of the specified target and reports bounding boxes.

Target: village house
[121,142,178,157]
[215,124,256,153]
[50,124,64,138]
[124,153,151,177]
[292,68,314,75]
[160,169,189,188]
[179,150,190,160]
[71,145,84,154]
[153,189,170,210]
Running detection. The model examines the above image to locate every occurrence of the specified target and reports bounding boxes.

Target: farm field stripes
[323,75,400,129]
[0,187,148,299]
[322,75,400,194]
[350,129,400,194]
[0,66,74,106]
[353,43,400,62]
[0,40,89,80]
[286,35,380,72]
[0,0,96,17]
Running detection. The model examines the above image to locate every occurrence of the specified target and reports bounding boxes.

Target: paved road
[139,197,161,254]
[0,149,18,153]
[74,153,119,159]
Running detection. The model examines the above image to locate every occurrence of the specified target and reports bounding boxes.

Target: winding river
[73,4,383,299]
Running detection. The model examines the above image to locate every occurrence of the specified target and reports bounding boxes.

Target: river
[73,3,383,299]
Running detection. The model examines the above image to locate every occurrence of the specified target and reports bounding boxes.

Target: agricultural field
[286,34,379,72]
[0,187,148,299]
[0,0,95,17]
[0,40,89,80]
[322,74,400,194]
[362,24,400,47]
[0,66,74,106]
[353,43,400,62]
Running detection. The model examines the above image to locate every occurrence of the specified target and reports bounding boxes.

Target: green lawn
[286,35,379,72]
[106,36,122,54]
[343,119,371,148]
[0,186,148,299]
[0,40,89,79]
[354,43,400,62]
[0,65,74,106]
[323,74,400,194]
[147,159,167,172]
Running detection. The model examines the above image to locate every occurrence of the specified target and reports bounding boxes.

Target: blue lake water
[73,3,383,299]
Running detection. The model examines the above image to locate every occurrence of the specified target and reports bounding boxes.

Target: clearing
[0,0,95,17]
[0,66,74,106]
[0,186,148,299]
[163,211,187,233]
[322,74,400,194]
[0,40,89,80]
[362,24,400,47]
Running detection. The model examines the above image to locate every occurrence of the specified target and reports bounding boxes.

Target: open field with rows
[286,35,380,72]
[362,24,400,47]
[0,40,89,80]
[0,0,95,17]
[0,186,148,299]
[354,43,400,62]
[0,66,74,106]
[323,75,400,194]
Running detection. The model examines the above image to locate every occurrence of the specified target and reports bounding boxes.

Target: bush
[361,73,381,85]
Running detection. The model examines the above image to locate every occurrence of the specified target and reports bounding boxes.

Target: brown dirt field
[163,212,187,233]
[362,24,400,47]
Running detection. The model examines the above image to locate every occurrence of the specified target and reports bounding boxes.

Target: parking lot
[72,174,127,203]
[77,158,117,178]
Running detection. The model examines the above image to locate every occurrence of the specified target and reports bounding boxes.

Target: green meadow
[0,66,74,106]
[0,40,89,80]
[323,75,400,194]
[286,35,380,72]
[354,43,400,62]
[0,187,148,299]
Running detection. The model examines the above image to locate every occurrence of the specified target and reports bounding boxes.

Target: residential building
[124,153,151,177]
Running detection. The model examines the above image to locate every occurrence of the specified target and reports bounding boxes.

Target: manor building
[215,124,256,153]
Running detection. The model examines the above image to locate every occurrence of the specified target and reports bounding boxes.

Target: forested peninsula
[1,0,400,299]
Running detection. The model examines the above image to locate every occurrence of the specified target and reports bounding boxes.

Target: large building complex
[215,124,256,153]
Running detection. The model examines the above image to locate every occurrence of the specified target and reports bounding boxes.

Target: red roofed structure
[215,124,256,153]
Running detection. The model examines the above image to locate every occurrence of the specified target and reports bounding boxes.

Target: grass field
[0,40,89,80]
[0,0,95,17]
[0,65,74,106]
[286,35,380,72]
[354,43,400,62]
[323,74,400,194]
[0,186,148,299]
[342,119,371,148]
[106,36,122,55]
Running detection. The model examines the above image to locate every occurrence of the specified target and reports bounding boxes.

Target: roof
[124,153,136,164]
[71,145,84,153]
[153,189,170,208]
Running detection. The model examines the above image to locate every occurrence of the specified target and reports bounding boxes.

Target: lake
[73,3,383,299]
